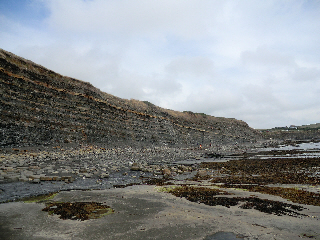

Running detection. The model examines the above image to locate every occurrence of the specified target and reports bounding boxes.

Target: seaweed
[168,186,307,217]
[222,185,320,206]
[142,177,174,186]
[42,202,114,221]
[195,157,320,185]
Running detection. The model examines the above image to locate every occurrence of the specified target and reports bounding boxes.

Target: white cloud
[45,0,215,38]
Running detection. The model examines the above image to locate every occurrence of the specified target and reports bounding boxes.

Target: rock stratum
[0,48,260,147]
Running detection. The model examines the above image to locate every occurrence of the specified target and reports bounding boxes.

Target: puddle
[0,169,193,202]
[176,142,320,166]
[0,171,153,203]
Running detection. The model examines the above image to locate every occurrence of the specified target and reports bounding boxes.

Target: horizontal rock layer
[0,49,261,147]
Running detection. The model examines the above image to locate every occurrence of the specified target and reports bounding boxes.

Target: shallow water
[166,142,320,165]
[259,141,320,151]
[0,170,152,202]
[253,142,320,160]
[0,169,196,203]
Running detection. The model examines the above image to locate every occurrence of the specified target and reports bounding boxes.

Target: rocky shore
[1,49,320,239]
[1,140,320,239]
[0,142,257,185]
[0,139,288,203]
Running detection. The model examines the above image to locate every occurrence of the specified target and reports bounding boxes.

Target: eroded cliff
[0,49,261,147]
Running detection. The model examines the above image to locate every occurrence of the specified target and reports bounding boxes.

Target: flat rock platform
[1,184,319,240]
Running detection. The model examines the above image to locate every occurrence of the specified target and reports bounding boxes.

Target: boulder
[162,168,171,176]
[130,163,141,171]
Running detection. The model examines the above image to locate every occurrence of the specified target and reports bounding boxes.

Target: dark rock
[130,163,141,171]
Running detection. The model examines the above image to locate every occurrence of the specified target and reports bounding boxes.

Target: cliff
[0,48,261,147]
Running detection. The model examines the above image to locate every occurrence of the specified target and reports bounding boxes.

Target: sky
[1,0,320,129]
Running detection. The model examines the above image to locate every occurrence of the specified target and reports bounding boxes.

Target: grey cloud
[241,47,296,69]
[292,67,320,82]
[166,56,214,77]
[176,86,243,115]
[242,84,279,106]
[110,72,182,101]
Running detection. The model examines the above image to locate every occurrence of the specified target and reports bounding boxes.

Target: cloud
[109,70,183,101]
[241,47,297,70]
[45,0,215,39]
[292,67,320,82]
[166,56,215,78]
[187,86,242,113]
[1,0,320,129]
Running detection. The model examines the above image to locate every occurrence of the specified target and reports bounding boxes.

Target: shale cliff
[0,49,261,147]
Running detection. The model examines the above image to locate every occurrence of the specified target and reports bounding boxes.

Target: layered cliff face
[0,49,261,147]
